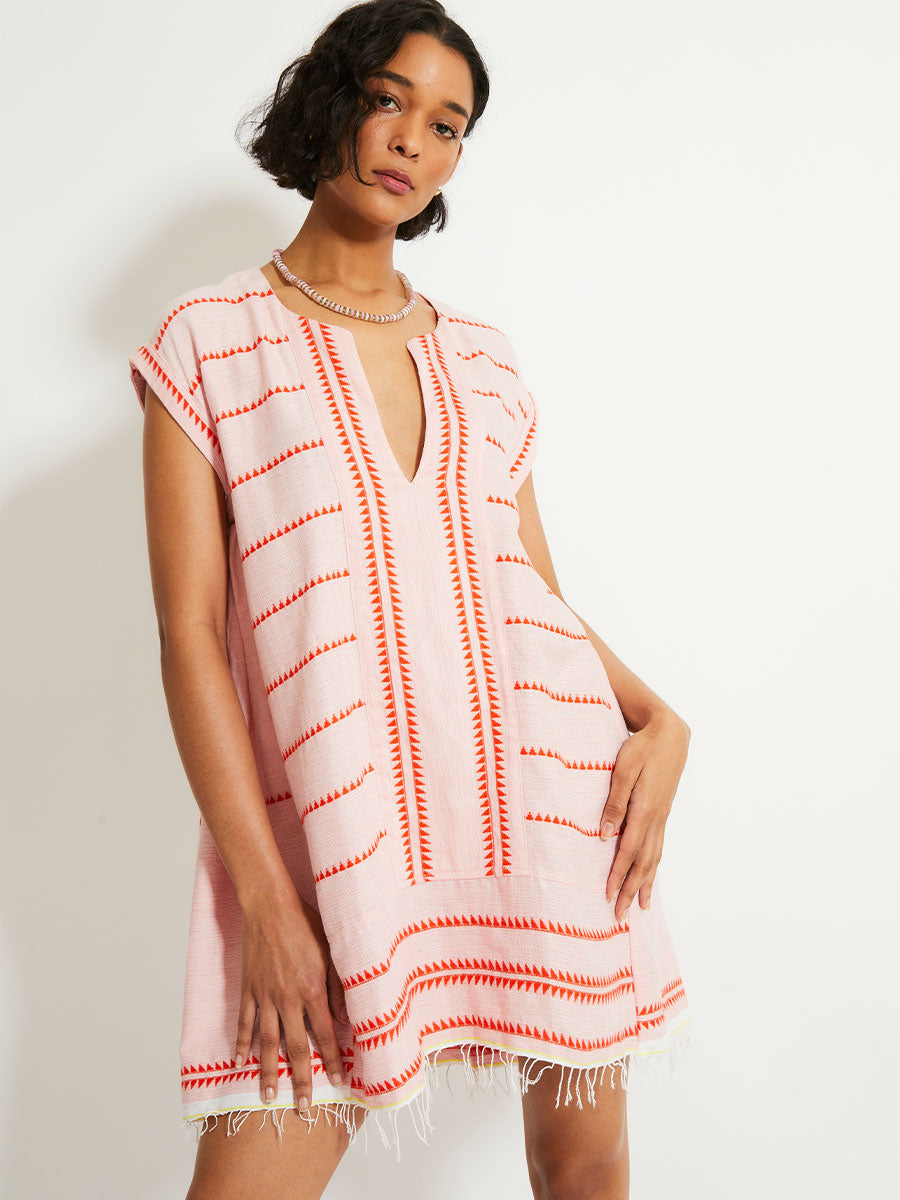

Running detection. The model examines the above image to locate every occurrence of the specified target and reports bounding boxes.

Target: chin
[361,199,420,226]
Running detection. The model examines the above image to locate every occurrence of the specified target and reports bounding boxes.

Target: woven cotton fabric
[128,264,693,1159]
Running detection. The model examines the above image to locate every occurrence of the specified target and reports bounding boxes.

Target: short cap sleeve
[503,337,540,488]
[128,295,229,496]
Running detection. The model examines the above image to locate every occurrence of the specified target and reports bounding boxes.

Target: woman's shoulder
[150,266,268,338]
[432,294,520,354]
[138,266,274,380]
[434,294,533,380]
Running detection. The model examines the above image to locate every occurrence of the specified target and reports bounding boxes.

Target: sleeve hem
[129,344,230,496]
[509,392,539,488]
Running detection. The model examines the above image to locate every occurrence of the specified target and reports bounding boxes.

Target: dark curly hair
[235,0,490,242]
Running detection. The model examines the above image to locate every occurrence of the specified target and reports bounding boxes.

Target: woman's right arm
[141,385,348,1109]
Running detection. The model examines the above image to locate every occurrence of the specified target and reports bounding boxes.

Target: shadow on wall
[0,201,521,1200]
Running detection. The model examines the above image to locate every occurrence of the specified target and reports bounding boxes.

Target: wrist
[236,867,302,917]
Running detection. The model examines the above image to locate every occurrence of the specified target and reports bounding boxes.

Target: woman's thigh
[518,1059,629,1200]
[186,1103,368,1200]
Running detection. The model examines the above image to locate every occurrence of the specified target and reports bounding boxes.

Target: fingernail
[297,1095,308,1110]
[331,1071,343,1085]
[265,1086,274,1102]
[235,1053,243,1068]
[601,821,616,839]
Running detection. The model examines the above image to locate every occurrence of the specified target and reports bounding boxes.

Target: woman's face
[322,31,474,228]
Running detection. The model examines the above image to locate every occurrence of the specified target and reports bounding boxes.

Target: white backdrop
[2,1,897,1196]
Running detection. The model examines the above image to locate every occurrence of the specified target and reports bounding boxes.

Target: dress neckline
[251,264,449,347]
[253,265,449,489]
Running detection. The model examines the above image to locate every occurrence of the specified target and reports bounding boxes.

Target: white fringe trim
[183,1012,694,1163]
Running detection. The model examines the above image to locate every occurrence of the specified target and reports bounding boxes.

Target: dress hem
[181,1009,695,1163]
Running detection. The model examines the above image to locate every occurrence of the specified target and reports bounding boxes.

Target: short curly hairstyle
[235,0,490,241]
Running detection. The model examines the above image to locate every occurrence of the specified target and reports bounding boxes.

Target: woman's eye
[370,93,457,139]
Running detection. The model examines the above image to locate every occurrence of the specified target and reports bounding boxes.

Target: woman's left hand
[599,710,691,921]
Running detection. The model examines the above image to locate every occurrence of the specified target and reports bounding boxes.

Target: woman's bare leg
[519,1059,629,1200]
[185,1103,368,1200]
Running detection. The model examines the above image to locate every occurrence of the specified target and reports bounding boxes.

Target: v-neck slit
[337,328,435,489]
[256,265,448,491]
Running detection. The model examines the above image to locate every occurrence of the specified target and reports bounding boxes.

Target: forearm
[159,627,299,912]
[567,606,690,737]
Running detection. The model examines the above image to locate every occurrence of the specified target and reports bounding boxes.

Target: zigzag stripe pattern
[242,508,342,562]
[514,679,613,710]
[424,336,496,875]
[434,334,514,874]
[314,829,387,882]
[282,698,365,762]
[298,763,376,822]
[231,436,325,490]
[456,348,519,375]
[521,746,616,772]
[150,285,275,350]
[506,615,591,640]
[251,565,350,627]
[216,381,305,421]
[179,976,687,1094]
[511,401,538,480]
[341,911,630,994]
[128,268,693,1150]
[486,492,519,511]
[263,790,293,807]
[266,634,358,696]
[358,990,687,1097]
[302,319,417,883]
[525,811,620,837]
[134,345,223,458]
[322,321,432,879]
[353,960,635,1040]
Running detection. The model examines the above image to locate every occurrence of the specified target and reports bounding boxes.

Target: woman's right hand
[234,889,350,1113]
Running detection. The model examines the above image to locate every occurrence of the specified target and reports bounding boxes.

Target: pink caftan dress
[128,264,693,1160]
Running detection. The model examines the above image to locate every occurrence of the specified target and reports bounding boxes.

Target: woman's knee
[521,1065,629,1200]
[526,1139,629,1200]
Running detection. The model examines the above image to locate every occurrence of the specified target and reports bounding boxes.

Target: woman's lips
[374,171,412,194]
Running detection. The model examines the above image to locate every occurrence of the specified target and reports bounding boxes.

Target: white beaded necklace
[272,247,418,324]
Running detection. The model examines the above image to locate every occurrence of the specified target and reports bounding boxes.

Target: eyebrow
[368,69,471,122]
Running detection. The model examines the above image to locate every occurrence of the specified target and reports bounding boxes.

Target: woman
[128,1,693,1195]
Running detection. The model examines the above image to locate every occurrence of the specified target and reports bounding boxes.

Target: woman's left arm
[515,471,691,920]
